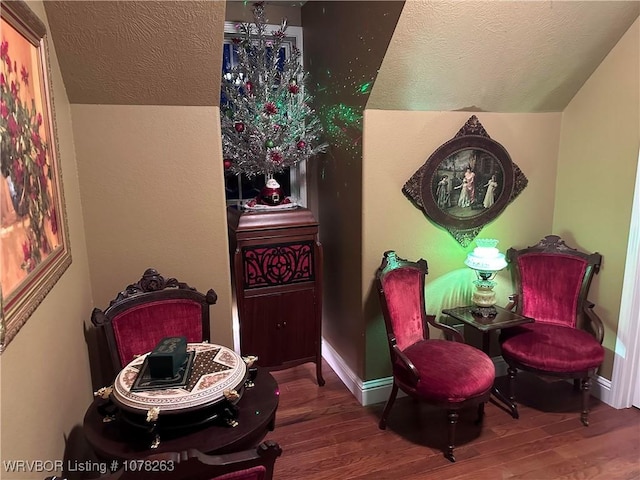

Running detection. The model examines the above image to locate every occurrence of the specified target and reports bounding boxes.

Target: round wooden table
[83,367,279,460]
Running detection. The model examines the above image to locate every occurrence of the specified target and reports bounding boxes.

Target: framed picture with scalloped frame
[403,116,528,247]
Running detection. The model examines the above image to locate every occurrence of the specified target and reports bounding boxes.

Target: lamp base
[471,306,498,318]
[472,283,497,308]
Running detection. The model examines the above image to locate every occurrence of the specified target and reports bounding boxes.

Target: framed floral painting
[1,0,71,352]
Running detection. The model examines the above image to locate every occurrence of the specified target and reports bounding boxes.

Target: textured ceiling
[44,1,639,112]
[44,1,226,106]
[369,0,640,112]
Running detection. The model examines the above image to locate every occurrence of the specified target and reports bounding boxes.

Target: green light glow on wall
[320,103,363,151]
[357,82,372,94]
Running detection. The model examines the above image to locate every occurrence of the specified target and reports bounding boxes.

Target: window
[222,22,306,208]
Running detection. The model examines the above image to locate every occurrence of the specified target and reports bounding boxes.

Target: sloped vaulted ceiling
[44,1,638,112]
[44,1,226,106]
[369,0,639,112]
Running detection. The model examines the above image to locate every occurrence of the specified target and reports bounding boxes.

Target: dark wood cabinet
[227,206,324,386]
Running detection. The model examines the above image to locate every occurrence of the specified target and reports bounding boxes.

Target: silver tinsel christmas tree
[221,2,327,178]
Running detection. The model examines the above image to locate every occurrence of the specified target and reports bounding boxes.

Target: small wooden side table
[441,305,534,418]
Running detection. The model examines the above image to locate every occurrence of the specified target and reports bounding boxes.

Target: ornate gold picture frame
[1,1,71,352]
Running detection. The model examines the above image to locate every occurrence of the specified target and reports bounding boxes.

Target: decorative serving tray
[112,343,247,413]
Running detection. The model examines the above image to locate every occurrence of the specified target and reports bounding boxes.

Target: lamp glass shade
[464,238,507,272]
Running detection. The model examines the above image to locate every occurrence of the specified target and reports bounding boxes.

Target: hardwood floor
[264,362,640,479]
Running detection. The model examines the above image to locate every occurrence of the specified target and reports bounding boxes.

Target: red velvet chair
[91,268,218,378]
[500,235,605,426]
[376,251,495,462]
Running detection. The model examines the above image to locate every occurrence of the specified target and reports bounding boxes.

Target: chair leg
[475,402,485,425]
[379,382,399,430]
[580,376,592,426]
[507,366,519,419]
[445,410,458,462]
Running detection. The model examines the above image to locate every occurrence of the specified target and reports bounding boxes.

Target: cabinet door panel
[241,288,317,367]
[279,289,317,363]
[241,294,281,366]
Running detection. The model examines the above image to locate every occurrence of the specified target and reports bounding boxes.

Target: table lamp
[464,238,508,317]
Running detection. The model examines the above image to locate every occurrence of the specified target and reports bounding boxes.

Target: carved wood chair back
[376,251,432,352]
[507,234,603,338]
[91,268,217,377]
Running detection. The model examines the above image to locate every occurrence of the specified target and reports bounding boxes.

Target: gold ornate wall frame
[403,116,528,247]
[1,0,71,352]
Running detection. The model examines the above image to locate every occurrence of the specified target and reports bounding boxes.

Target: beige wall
[362,112,562,380]
[0,1,95,477]
[554,18,640,379]
[72,105,234,351]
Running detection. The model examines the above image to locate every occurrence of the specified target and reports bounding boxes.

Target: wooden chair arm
[390,340,420,386]
[584,300,605,344]
[428,315,464,343]
[505,293,519,311]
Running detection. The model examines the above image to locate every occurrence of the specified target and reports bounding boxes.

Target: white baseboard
[321,338,395,406]
[321,338,613,407]
[592,374,612,404]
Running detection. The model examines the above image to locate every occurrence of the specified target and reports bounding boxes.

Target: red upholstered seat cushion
[401,339,495,403]
[112,299,204,367]
[500,323,604,373]
[213,466,266,480]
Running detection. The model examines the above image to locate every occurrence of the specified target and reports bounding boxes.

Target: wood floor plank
[264,362,640,479]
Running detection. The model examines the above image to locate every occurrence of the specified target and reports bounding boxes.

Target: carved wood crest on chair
[91,269,218,379]
[500,235,605,426]
[376,251,496,462]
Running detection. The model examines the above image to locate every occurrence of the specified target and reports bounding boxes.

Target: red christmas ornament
[264,102,278,115]
[234,122,245,133]
[296,140,307,150]
[288,83,300,94]
[223,159,233,170]
[245,81,253,93]
[269,150,284,164]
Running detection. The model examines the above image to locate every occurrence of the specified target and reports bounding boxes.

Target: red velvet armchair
[376,251,495,462]
[500,235,605,425]
[91,268,218,378]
